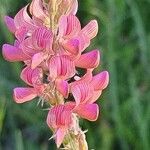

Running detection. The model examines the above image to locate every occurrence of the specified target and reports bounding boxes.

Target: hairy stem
[62,115,88,150]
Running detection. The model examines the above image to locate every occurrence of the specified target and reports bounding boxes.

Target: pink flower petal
[74,104,99,121]
[32,16,43,27]
[66,15,81,36]
[15,26,28,41]
[32,27,53,50]
[48,56,60,81]
[61,38,79,55]
[58,15,81,37]
[75,50,100,69]
[14,5,36,31]
[71,83,94,106]
[21,66,43,86]
[2,44,29,62]
[14,40,20,47]
[67,0,78,15]
[13,87,37,103]
[87,90,102,104]
[31,52,46,69]
[4,16,16,33]
[20,38,36,57]
[46,105,72,129]
[80,20,98,39]
[55,79,69,98]
[55,128,67,148]
[30,0,48,21]
[91,71,109,90]
[21,67,34,86]
[49,55,75,80]
[58,15,68,37]
[77,34,90,52]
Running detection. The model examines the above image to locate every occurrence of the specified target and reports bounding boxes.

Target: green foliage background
[0,0,150,149]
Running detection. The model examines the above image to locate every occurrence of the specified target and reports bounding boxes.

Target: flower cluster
[2,0,109,149]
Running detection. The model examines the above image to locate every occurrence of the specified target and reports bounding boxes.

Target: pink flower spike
[13,88,37,103]
[74,104,99,121]
[91,71,109,91]
[2,0,109,148]
[4,16,16,33]
[2,44,29,62]
[75,50,100,69]
[80,20,98,40]
[55,79,69,98]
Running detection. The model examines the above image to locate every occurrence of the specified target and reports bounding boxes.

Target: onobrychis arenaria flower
[2,0,109,149]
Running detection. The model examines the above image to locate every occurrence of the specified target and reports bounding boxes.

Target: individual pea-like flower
[46,102,99,148]
[13,67,45,103]
[58,15,98,55]
[2,27,53,66]
[2,0,109,149]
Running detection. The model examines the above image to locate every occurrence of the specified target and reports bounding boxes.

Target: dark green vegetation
[0,0,150,149]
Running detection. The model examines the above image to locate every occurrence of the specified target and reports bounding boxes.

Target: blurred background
[0,0,150,150]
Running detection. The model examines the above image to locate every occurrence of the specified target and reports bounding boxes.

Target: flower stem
[63,131,88,150]
[62,115,88,150]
